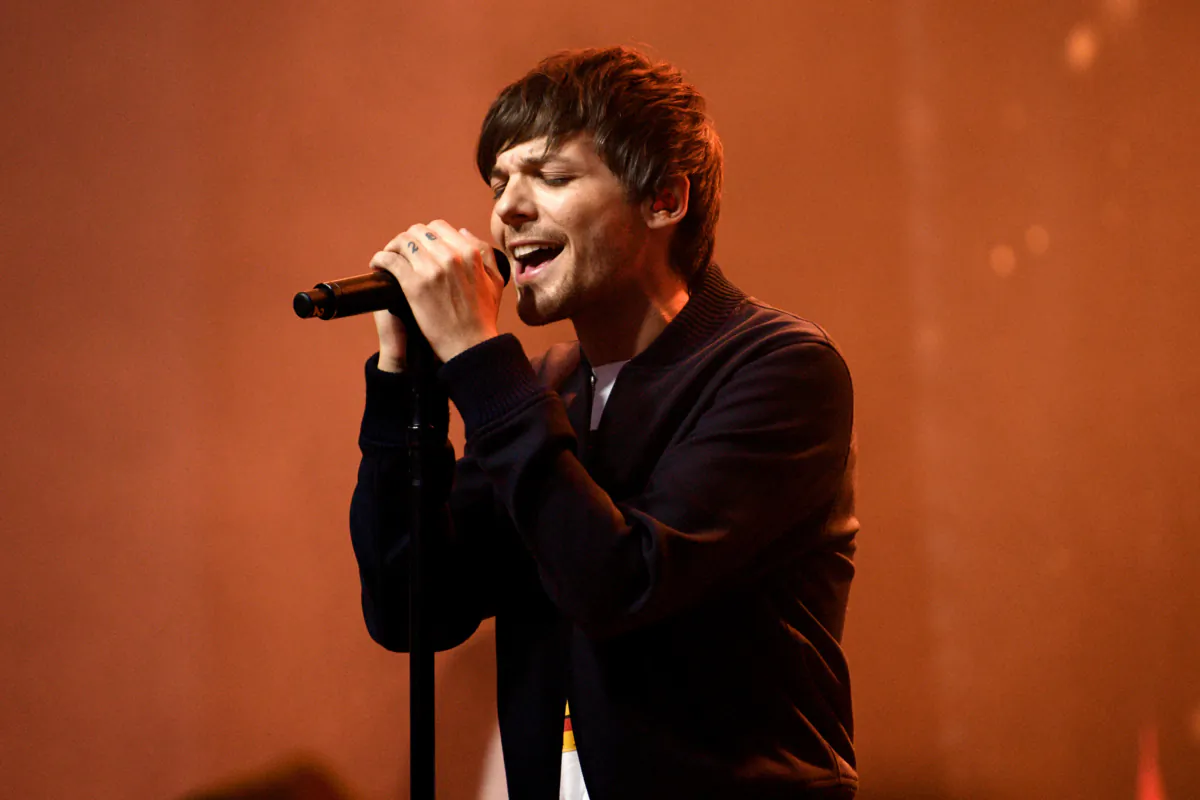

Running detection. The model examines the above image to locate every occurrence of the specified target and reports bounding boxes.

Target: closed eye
[491,173,572,201]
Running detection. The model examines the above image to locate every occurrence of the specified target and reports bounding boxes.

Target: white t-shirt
[560,359,628,800]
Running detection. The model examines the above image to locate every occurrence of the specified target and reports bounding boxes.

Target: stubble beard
[514,216,643,327]
[515,250,592,327]
[515,284,567,327]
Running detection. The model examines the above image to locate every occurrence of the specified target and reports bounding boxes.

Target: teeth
[512,243,559,259]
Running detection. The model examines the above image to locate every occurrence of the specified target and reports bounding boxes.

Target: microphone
[293,248,511,320]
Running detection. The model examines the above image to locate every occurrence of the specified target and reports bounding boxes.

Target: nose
[493,176,536,230]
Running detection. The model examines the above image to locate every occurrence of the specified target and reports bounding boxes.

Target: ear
[642,175,689,230]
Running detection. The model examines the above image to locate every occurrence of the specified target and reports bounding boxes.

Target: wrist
[438,328,500,365]
[377,349,406,373]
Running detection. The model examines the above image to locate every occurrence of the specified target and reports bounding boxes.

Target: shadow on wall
[180,755,355,800]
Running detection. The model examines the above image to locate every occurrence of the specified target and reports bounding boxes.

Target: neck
[572,264,690,366]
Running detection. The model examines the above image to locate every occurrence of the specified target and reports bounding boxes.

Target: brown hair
[476,46,724,280]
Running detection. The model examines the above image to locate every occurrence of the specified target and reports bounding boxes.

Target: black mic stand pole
[291,249,511,800]
[395,303,444,800]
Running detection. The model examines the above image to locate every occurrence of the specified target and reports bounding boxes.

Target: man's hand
[369,220,506,366]
[371,307,407,373]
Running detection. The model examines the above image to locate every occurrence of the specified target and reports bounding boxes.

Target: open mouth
[512,242,565,283]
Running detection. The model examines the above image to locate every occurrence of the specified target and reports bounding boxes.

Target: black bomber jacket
[350,263,859,799]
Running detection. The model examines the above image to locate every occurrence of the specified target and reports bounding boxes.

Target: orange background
[2,1,1197,798]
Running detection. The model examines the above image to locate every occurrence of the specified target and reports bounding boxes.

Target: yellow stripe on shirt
[563,701,576,752]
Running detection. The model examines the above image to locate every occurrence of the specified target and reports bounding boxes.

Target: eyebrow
[490,151,568,181]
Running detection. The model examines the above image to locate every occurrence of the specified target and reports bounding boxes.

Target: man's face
[489,133,650,326]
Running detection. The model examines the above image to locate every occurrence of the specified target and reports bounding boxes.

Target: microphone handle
[293,271,401,320]
[293,248,511,320]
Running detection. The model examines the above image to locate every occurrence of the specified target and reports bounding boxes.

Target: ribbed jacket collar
[622,262,746,368]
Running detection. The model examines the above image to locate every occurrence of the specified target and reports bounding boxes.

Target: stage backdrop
[2,1,1197,798]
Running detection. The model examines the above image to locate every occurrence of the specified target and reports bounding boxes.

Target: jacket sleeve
[349,353,510,652]
[438,333,855,639]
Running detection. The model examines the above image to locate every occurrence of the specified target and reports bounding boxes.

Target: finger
[452,224,484,251]
[383,230,427,266]
[458,227,505,287]
[401,223,468,280]
[383,230,413,256]
[425,219,470,250]
[425,219,481,276]
[446,224,499,282]
[369,249,410,281]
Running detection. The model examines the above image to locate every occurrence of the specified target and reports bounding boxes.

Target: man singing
[350,46,859,799]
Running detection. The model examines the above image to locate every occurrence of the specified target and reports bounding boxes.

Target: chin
[515,288,572,327]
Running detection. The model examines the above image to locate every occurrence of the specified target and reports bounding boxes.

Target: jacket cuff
[360,352,416,447]
[438,334,544,439]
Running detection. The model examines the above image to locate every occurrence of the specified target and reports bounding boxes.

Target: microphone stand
[395,303,444,800]
[293,251,511,800]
